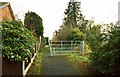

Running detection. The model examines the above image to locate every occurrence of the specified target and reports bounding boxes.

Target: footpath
[40,53,81,75]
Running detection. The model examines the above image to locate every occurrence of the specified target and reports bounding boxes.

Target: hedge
[89,25,120,75]
[2,20,35,61]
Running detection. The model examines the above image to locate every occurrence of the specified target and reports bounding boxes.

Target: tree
[24,11,44,38]
[63,0,83,28]
[85,19,102,44]
[68,28,85,41]
[52,24,73,41]
[52,0,85,41]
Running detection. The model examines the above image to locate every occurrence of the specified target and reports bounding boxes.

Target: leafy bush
[89,25,120,75]
[2,20,35,61]
[68,28,85,41]
[0,24,2,54]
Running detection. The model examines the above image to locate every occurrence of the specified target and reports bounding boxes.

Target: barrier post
[82,41,84,55]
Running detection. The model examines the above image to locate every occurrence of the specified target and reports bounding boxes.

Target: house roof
[0,2,15,20]
[0,2,9,9]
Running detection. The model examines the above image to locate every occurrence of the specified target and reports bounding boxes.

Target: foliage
[0,2,9,6]
[39,37,46,52]
[89,24,120,75]
[2,20,35,61]
[85,19,101,43]
[24,11,44,37]
[52,0,120,75]
[51,0,92,58]
[68,53,89,63]
[64,1,82,28]
[52,0,86,41]
[44,37,49,45]
[84,43,91,54]
[0,24,2,54]
[68,28,85,41]
[52,25,73,41]
[26,52,43,75]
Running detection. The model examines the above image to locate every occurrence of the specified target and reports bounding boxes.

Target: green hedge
[2,20,35,61]
[0,24,2,54]
[89,26,120,75]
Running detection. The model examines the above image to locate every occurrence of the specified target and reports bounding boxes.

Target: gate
[49,40,84,56]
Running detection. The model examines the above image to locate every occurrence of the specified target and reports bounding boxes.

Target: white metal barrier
[22,36,41,76]
[49,40,84,56]
[22,53,36,76]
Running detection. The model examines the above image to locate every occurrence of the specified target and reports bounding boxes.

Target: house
[0,2,15,76]
[0,2,15,21]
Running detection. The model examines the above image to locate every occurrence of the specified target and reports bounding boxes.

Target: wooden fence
[0,55,2,77]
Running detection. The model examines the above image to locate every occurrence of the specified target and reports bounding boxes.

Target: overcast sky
[1,0,120,39]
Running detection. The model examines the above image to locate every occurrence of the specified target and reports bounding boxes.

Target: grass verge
[26,52,43,75]
[67,53,97,75]
[26,46,49,75]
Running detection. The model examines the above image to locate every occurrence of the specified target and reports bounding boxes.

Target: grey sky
[1,0,119,39]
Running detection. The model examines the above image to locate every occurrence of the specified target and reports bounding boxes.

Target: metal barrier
[49,40,84,56]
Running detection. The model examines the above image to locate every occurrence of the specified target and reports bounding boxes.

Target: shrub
[89,25,120,75]
[0,24,2,54]
[68,28,85,41]
[2,20,35,61]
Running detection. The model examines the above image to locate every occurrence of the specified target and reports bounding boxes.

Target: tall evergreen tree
[63,0,83,28]
[52,0,86,41]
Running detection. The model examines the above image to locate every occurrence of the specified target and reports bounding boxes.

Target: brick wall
[0,4,14,21]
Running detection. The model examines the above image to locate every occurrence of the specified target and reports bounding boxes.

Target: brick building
[0,2,15,21]
[0,2,15,76]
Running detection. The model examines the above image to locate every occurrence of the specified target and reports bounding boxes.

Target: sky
[0,0,120,39]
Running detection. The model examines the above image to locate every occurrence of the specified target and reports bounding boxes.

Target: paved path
[40,53,81,75]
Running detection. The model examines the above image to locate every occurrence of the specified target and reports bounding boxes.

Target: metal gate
[49,40,84,56]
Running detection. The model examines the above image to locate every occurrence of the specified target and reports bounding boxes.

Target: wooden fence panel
[0,55,2,76]
[2,57,22,75]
